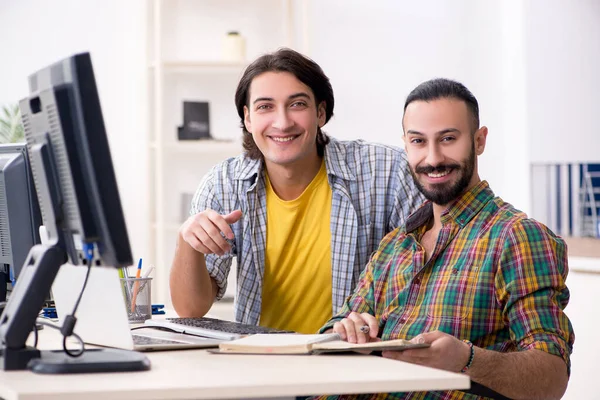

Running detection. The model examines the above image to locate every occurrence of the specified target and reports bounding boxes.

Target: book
[215,333,430,355]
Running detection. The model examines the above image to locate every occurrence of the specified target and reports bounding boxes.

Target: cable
[35,319,84,357]
[62,333,85,357]
[71,264,93,316]
[35,319,61,330]
[28,246,94,358]
[32,323,38,348]
[130,325,178,333]
[57,261,93,358]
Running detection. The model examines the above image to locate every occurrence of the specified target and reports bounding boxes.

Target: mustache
[415,163,461,174]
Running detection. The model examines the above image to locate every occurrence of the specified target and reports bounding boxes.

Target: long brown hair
[234,48,334,159]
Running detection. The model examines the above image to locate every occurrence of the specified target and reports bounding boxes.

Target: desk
[0,329,470,400]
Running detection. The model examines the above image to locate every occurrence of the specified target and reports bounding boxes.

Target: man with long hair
[170,48,422,333]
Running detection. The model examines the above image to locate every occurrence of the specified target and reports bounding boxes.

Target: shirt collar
[324,137,357,181]
[234,155,262,181]
[405,180,494,232]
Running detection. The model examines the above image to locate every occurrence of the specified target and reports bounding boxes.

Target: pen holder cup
[120,277,153,323]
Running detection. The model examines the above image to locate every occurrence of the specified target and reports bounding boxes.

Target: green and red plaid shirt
[318,181,574,400]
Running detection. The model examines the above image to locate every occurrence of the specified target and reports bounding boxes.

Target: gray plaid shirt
[190,137,423,325]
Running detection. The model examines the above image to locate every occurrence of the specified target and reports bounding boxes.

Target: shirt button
[414,277,421,285]
[399,317,407,323]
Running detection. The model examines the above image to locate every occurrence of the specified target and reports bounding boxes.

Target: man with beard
[318,79,574,400]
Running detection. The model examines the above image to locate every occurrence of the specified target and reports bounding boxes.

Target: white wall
[526,0,600,164]
[307,0,531,213]
[305,0,600,215]
[0,0,149,263]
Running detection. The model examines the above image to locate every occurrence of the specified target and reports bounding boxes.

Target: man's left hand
[382,330,471,373]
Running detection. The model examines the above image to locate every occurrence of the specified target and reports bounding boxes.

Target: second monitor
[0,144,41,302]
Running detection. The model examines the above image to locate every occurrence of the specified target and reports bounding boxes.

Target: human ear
[243,105,252,133]
[317,101,326,127]
[475,126,488,155]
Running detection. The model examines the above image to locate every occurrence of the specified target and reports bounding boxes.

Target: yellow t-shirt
[259,161,333,334]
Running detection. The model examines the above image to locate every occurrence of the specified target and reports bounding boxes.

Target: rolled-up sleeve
[190,166,234,301]
[495,219,574,372]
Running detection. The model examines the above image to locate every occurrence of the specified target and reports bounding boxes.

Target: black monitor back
[19,52,132,267]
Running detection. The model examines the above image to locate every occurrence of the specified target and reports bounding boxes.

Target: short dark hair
[234,48,333,159]
[403,78,480,132]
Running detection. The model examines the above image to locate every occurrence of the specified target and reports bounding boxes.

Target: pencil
[130,258,143,314]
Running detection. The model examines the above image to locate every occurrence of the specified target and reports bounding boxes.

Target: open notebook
[214,333,430,355]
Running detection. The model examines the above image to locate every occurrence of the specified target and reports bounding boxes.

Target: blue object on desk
[42,305,165,318]
[152,304,165,315]
[42,307,57,319]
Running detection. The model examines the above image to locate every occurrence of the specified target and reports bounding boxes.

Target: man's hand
[180,209,242,256]
[382,330,470,372]
[332,312,379,344]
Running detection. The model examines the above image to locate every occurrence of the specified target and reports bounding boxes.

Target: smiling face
[243,71,326,170]
[403,98,487,207]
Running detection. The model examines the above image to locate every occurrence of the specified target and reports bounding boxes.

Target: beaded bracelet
[460,340,475,373]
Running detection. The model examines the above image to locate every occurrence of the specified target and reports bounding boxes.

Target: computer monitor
[0,144,42,301]
[0,52,149,373]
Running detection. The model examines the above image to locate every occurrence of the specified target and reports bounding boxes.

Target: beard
[410,142,476,206]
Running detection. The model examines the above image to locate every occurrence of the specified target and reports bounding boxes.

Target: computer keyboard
[144,317,295,340]
[167,317,295,335]
[132,334,188,346]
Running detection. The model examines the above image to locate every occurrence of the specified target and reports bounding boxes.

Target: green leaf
[0,103,25,143]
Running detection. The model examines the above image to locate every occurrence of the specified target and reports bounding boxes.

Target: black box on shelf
[177,101,212,140]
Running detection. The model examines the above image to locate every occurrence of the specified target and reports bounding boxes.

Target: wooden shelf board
[150,60,247,72]
[150,140,242,154]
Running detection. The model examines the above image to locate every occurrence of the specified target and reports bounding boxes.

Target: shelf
[150,60,247,74]
[150,140,242,155]
[146,0,302,306]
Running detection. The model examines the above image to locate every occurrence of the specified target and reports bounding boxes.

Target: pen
[130,258,143,314]
[118,268,129,300]
[136,258,143,279]
[142,265,154,279]
[137,265,155,294]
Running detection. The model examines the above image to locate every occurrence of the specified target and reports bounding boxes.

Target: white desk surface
[0,329,470,400]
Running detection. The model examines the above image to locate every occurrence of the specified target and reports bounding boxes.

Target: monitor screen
[0,53,144,372]
[0,144,42,300]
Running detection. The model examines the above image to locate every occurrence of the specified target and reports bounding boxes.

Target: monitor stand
[0,141,150,374]
[27,348,150,374]
[0,245,150,373]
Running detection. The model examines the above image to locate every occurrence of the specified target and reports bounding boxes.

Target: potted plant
[0,104,25,144]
